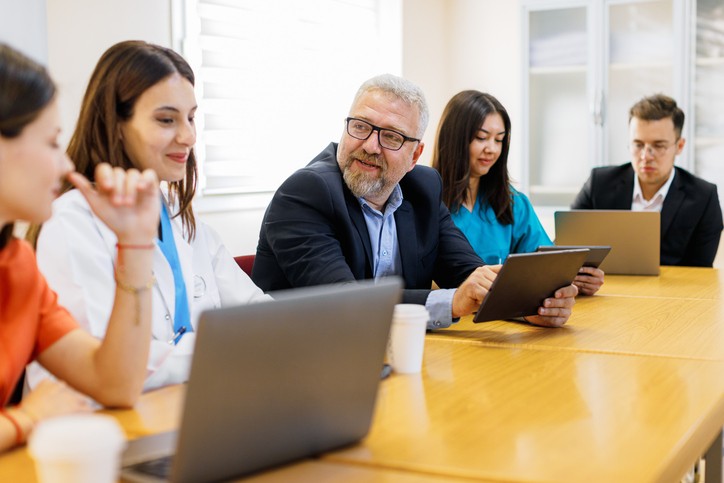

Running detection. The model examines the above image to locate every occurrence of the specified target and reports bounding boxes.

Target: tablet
[535,245,611,269]
[473,249,589,323]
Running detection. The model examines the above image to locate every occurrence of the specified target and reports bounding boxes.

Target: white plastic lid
[393,304,429,324]
[28,414,126,460]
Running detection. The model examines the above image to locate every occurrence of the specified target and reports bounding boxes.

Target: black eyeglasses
[344,117,420,151]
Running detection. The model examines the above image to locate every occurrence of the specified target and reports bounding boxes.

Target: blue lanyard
[157,203,192,344]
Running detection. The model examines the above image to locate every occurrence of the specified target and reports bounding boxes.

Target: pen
[168,326,187,345]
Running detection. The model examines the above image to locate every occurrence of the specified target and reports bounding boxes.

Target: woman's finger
[123,168,141,205]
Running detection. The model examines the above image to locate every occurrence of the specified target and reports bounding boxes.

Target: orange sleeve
[33,271,80,358]
[0,240,78,404]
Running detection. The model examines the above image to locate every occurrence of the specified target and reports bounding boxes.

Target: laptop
[121,277,402,483]
[554,210,660,275]
[473,249,589,323]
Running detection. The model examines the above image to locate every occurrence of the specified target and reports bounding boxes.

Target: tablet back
[473,250,588,323]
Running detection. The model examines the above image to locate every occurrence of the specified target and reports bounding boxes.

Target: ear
[675,136,686,155]
[408,141,424,172]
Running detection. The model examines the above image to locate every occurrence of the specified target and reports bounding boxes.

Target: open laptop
[121,277,402,483]
[554,210,660,275]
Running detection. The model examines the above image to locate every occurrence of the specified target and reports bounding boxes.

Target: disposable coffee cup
[28,414,126,483]
[386,304,429,374]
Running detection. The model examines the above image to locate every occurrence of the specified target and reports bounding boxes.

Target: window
[173,0,402,210]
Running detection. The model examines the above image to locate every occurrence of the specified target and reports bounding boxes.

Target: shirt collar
[358,184,404,216]
[633,167,676,205]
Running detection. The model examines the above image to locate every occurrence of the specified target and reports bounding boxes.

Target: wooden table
[598,266,724,300]
[0,447,473,482]
[326,339,724,483]
[2,266,722,482]
[0,384,474,483]
[5,342,720,483]
[430,295,724,361]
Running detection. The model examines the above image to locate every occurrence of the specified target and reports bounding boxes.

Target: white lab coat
[27,190,271,391]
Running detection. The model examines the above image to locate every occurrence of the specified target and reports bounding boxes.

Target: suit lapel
[607,166,635,209]
[395,201,418,285]
[345,192,374,276]
[661,172,684,236]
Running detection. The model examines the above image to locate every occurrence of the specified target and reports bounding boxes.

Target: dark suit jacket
[571,163,723,267]
[252,142,483,304]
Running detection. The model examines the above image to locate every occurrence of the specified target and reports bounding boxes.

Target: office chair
[234,255,255,277]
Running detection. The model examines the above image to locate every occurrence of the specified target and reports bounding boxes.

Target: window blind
[179,0,402,197]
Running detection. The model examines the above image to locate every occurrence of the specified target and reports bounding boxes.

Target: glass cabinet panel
[606,0,674,167]
[527,6,589,205]
[694,0,724,196]
[523,0,683,206]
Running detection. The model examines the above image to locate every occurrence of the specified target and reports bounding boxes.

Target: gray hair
[352,74,429,138]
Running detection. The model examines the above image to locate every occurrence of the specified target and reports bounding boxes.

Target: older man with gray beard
[253,74,577,329]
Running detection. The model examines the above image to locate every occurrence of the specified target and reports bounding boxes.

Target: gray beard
[342,165,386,199]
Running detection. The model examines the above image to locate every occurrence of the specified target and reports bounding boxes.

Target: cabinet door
[523,0,685,206]
[524,3,592,206]
[693,0,724,192]
[604,0,678,170]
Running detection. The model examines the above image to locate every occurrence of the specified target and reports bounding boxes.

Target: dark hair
[629,94,685,139]
[67,40,198,240]
[0,43,57,249]
[432,90,513,224]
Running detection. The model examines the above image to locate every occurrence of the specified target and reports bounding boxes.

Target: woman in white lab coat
[28,40,271,392]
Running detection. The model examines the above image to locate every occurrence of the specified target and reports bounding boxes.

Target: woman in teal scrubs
[432,90,603,295]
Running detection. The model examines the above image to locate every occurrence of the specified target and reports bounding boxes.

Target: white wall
[0,0,47,63]
[45,0,172,147]
[402,0,522,182]
[3,0,524,255]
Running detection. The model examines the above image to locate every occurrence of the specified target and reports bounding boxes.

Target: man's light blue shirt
[358,185,456,329]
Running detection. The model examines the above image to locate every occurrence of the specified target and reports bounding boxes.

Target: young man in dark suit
[572,94,723,267]
[253,74,578,329]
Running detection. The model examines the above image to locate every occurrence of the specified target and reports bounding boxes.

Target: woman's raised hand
[67,163,160,243]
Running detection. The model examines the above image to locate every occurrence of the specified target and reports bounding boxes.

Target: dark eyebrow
[478,128,507,136]
[155,106,179,113]
[154,105,198,114]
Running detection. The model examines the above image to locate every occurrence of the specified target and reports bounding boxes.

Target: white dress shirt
[631,168,676,212]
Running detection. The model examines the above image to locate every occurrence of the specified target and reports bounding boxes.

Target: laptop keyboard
[127,455,173,478]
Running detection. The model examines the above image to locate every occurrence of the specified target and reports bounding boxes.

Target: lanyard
[157,203,192,344]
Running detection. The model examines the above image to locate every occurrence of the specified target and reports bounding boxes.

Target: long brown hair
[0,43,56,249]
[432,90,513,224]
[67,40,198,239]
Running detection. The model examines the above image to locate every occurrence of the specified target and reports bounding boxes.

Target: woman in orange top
[0,43,159,453]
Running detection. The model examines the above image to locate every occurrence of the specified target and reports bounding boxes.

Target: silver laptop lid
[554,210,660,275]
[131,277,401,483]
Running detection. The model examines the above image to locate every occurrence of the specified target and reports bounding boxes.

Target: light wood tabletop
[326,339,724,483]
[598,266,724,300]
[0,383,479,483]
[3,266,723,482]
[429,295,724,361]
[0,448,478,483]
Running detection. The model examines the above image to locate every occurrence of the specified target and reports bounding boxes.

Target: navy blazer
[571,163,723,267]
[252,142,483,304]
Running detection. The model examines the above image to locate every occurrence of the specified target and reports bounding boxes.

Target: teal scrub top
[451,188,553,264]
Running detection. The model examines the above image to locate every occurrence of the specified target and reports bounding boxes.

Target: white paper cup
[387,304,429,374]
[28,414,126,483]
